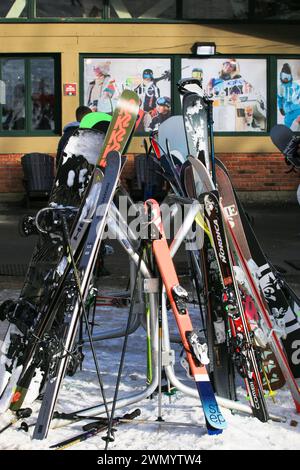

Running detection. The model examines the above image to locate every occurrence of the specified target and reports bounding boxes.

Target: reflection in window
[31,58,55,130]
[0,0,27,18]
[1,59,25,131]
[36,0,104,18]
[182,0,248,19]
[109,0,177,19]
[255,0,300,19]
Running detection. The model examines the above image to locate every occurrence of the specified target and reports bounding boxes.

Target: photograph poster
[83,58,171,132]
[182,58,267,132]
[277,58,300,131]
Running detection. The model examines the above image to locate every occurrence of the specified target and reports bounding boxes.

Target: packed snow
[0,286,299,451]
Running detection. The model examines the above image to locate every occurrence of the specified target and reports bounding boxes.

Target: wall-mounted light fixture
[191,42,216,56]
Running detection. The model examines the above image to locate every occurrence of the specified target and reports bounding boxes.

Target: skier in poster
[145,96,171,132]
[207,58,250,99]
[278,63,300,130]
[135,69,160,113]
[87,61,117,113]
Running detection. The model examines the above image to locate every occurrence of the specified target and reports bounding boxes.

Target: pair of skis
[214,159,300,412]
[181,157,269,422]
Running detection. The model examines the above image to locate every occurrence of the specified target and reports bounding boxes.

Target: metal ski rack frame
[77,192,282,421]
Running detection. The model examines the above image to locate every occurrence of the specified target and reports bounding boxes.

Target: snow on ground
[0,287,300,451]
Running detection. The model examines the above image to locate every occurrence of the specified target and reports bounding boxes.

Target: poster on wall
[181,58,267,132]
[277,59,300,131]
[83,58,171,132]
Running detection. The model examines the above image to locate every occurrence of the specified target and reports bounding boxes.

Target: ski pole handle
[82,409,141,432]
[121,408,141,421]
[16,408,32,419]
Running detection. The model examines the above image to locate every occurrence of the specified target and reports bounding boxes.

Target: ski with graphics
[147,198,227,435]
[203,191,269,422]
[32,151,123,440]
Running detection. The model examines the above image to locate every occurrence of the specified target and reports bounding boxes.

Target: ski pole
[50,409,141,450]
[0,408,32,434]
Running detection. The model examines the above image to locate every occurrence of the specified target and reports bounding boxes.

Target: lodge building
[0,0,300,202]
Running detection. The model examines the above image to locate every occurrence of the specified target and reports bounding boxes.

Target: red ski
[146,198,226,435]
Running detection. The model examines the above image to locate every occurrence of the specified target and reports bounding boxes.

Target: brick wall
[0,154,25,193]
[0,153,299,193]
[217,153,300,191]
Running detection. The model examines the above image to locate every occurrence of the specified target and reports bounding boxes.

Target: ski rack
[65,191,286,425]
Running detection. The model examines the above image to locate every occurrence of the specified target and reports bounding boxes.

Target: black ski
[32,151,122,440]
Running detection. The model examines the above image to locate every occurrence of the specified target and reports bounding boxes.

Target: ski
[215,158,300,379]
[202,191,269,422]
[191,156,300,414]
[32,151,122,440]
[147,198,227,435]
[152,115,236,401]
[182,159,237,401]
[224,210,300,413]
[98,90,139,167]
[178,78,215,178]
[0,91,139,415]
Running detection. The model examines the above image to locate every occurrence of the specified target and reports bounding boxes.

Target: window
[1,0,300,22]
[108,0,177,19]
[277,59,300,130]
[182,0,248,19]
[83,57,172,133]
[255,0,300,20]
[36,0,105,18]
[0,0,27,18]
[181,57,267,133]
[1,59,25,130]
[0,55,60,134]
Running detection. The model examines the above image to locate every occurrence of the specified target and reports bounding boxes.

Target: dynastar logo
[100,99,136,166]
[249,380,261,410]
[213,219,227,264]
